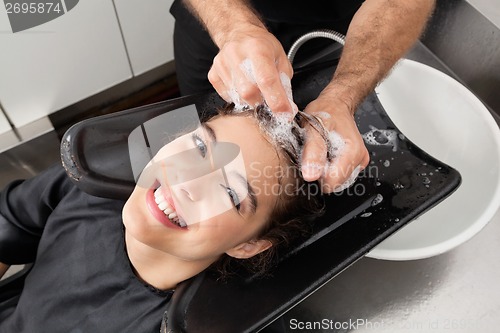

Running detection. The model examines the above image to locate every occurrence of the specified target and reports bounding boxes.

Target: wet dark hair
[210,104,327,279]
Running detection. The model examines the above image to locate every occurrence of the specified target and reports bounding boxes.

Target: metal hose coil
[287,29,346,64]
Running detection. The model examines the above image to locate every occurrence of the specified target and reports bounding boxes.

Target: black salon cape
[0,165,172,332]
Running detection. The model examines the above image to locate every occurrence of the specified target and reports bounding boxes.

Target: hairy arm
[183,0,265,47]
[321,0,436,113]
[0,262,9,279]
[301,0,435,189]
[183,0,295,113]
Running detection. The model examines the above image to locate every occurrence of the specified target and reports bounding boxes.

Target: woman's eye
[220,184,241,211]
[192,133,207,158]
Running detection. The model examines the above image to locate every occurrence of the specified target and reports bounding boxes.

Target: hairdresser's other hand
[301,96,370,193]
[208,25,297,114]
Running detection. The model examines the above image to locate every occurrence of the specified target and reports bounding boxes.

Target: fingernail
[301,163,323,179]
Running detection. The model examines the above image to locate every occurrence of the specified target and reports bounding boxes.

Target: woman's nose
[168,179,202,203]
[161,156,218,201]
[160,148,206,180]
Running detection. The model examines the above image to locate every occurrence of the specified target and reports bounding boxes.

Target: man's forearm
[322,0,436,114]
[183,0,266,47]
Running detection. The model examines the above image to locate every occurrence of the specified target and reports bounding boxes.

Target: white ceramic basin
[368,59,500,260]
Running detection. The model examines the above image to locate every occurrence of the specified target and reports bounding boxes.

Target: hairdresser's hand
[301,96,370,193]
[208,26,297,114]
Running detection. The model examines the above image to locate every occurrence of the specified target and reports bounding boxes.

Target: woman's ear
[226,239,272,259]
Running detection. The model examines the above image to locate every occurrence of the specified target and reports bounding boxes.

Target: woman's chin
[122,197,140,233]
[123,192,150,236]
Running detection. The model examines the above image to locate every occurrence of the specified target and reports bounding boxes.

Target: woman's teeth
[154,187,187,228]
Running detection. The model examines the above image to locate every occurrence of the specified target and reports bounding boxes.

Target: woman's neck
[124,230,214,290]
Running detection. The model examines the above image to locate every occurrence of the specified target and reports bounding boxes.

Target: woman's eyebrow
[202,122,217,142]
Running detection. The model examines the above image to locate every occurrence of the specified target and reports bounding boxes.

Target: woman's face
[123,115,285,264]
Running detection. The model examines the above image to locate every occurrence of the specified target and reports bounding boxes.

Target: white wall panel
[0,0,132,128]
[114,0,175,76]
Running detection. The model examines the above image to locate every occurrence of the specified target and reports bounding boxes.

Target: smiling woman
[124,106,326,289]
[0,104,327,332]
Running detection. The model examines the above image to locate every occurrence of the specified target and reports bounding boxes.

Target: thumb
[301,127,327,181]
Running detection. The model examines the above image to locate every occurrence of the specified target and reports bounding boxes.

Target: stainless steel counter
[467,0,500,28]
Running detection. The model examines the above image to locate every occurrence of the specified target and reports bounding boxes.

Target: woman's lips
[146,189,185,230]
[159,184,177,213]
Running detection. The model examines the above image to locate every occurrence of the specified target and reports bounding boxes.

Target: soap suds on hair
[260,105,302,155]
[251,104,360,193]
[228,88,246,111]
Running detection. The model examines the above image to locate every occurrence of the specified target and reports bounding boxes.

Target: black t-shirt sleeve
[0,164,73,264]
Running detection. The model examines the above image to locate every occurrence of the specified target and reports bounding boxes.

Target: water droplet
[422,177,431,185]
[371,194,384,206]
[394,181,405,190]
[383,160,390,167]
[360,212,372,218]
